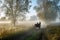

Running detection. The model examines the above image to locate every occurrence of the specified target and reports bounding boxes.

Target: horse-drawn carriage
[34,22,41,29]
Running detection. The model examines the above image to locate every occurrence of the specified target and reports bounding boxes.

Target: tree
[34,0,60,23]
[2,0,31,26]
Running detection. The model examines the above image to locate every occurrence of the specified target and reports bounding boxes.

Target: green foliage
[34,0,60,22]
[3,0,31,26]
[5,0,30,16]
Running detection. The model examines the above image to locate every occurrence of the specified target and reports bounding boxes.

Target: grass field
[45,24,60,40]
[0,24,33,38]
[0,22,60,40]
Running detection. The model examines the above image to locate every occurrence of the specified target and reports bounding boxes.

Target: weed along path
[0,23,47,40]
[0,22,60,40]
[0,26,42,40]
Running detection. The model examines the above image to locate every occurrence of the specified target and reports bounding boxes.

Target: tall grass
[0,24,32,38]
[45,25,60,40]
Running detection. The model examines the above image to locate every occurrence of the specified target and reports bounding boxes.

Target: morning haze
[0,0,60,40]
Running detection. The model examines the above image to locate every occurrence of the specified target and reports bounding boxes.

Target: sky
[26,0,37,20]
[0,0,5,18]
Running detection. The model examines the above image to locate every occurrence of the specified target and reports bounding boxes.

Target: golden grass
[0,24,32,38]
[45,25,60,40]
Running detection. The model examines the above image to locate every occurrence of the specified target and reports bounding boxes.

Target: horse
[34,22,41,29]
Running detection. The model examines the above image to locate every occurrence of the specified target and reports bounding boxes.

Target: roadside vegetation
[45,25,60,40]
[24,25,60,40]
[0,23,60,40]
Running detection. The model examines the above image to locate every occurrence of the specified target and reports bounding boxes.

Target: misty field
[0,21,37,38]
[0,21,60,40]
